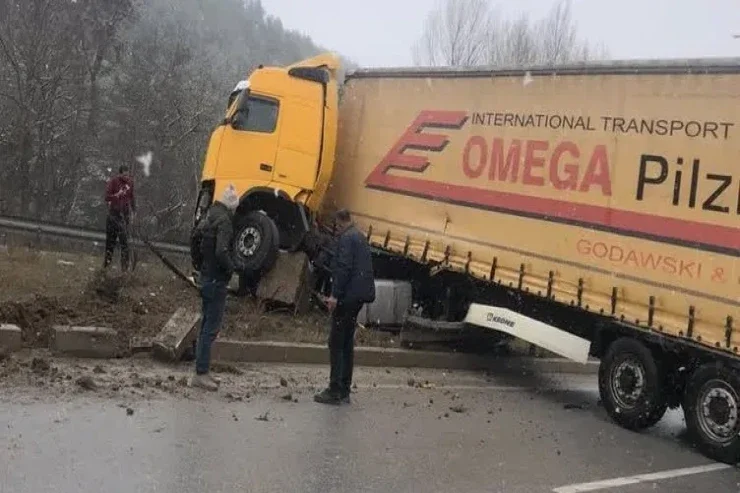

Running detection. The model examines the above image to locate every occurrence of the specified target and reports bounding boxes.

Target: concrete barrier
[212,339,598,374]
[0,324,22,352]
[51,326,120,358]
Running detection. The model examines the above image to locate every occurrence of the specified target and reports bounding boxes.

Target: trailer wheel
[233,211,279,274]
[598,338,667,430]
[683,363,740,464]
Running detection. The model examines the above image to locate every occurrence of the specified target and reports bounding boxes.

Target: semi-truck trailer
[192,54,739,463]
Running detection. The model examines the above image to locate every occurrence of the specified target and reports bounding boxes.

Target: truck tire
[598,337,668,430]
[233,211,279,274]
[683,363,740,464]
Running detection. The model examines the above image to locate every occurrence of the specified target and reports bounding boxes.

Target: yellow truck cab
[194,53,339,273]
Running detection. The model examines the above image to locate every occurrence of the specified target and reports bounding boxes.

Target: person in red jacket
[104,165,136,270]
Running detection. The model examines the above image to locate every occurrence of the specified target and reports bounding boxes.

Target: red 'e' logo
[365,111,468,189]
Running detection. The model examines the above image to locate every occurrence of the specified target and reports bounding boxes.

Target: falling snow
[136,151,153,177]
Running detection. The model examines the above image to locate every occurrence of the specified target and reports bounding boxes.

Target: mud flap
[464,303,591,363]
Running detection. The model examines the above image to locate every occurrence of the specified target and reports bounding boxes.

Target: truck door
[216,94,281,185]
[272,83,323,192]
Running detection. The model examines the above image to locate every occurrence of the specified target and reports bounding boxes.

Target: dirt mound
[0,248,393,349]
[0,295,67,346]
[0,257,198,348]
[88,270,128,302]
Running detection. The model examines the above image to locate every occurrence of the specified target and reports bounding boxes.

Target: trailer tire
[598,338,667,430]
[683,363,740,464]
[233,211,279,274]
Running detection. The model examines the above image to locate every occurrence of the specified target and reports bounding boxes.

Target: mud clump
[88,271,127,303]
[75,375,97,390]
[31,357,51,373]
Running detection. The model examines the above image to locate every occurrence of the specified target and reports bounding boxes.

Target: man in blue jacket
[315,210,375,405]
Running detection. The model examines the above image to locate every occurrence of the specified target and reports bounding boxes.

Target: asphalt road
[1,363,738,493]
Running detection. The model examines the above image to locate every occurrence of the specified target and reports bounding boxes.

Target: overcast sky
[260,0,740,67]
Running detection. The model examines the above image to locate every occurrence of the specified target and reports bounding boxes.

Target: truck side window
[232,96,279,133]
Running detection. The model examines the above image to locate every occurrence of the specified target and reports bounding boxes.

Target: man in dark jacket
[103,165,136,270]
[315,210,375,405]
[191,185,239,391]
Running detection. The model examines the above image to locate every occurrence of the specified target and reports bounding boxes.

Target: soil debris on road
[211,362,244,375]
[75,375,97,390]
[126,407,135,416]
[563,403,586,410]
[449,405,468,414]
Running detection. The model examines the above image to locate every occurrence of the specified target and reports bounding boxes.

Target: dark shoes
[314,388,350,405]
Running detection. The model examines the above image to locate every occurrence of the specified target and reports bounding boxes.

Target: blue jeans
[195,278,228,375]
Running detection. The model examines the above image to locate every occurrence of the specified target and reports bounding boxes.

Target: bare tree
[414,0,606,68]
[412,0,491,67]
[0,0,335,241]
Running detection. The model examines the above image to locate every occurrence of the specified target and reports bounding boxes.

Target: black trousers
[329,300,363,397]
[104,212,130,270]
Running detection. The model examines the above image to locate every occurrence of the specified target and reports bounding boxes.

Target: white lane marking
[552,463,732,492]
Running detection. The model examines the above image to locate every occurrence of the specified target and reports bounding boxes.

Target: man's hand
[325,296,338,313]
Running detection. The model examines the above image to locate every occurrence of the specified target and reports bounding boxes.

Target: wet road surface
[1,363,738,493]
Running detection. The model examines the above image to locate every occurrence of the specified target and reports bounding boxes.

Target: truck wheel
[598,338,667,430]
[683,363,740,464]
[233,211,279,274]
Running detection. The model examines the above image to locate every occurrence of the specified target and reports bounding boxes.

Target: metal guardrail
[0,215,189,255]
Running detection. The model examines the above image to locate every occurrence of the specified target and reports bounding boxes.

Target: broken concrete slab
[256,251,312,314]
[0,324,22,352]
[129,337,153,354]
[152,308,200,362]
[211,339,599,374]
[51,326,119,358]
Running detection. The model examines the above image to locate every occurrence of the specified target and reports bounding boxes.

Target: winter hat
[220,184,239,211]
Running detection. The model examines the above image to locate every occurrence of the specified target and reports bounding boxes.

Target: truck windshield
[232,96,279,133]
